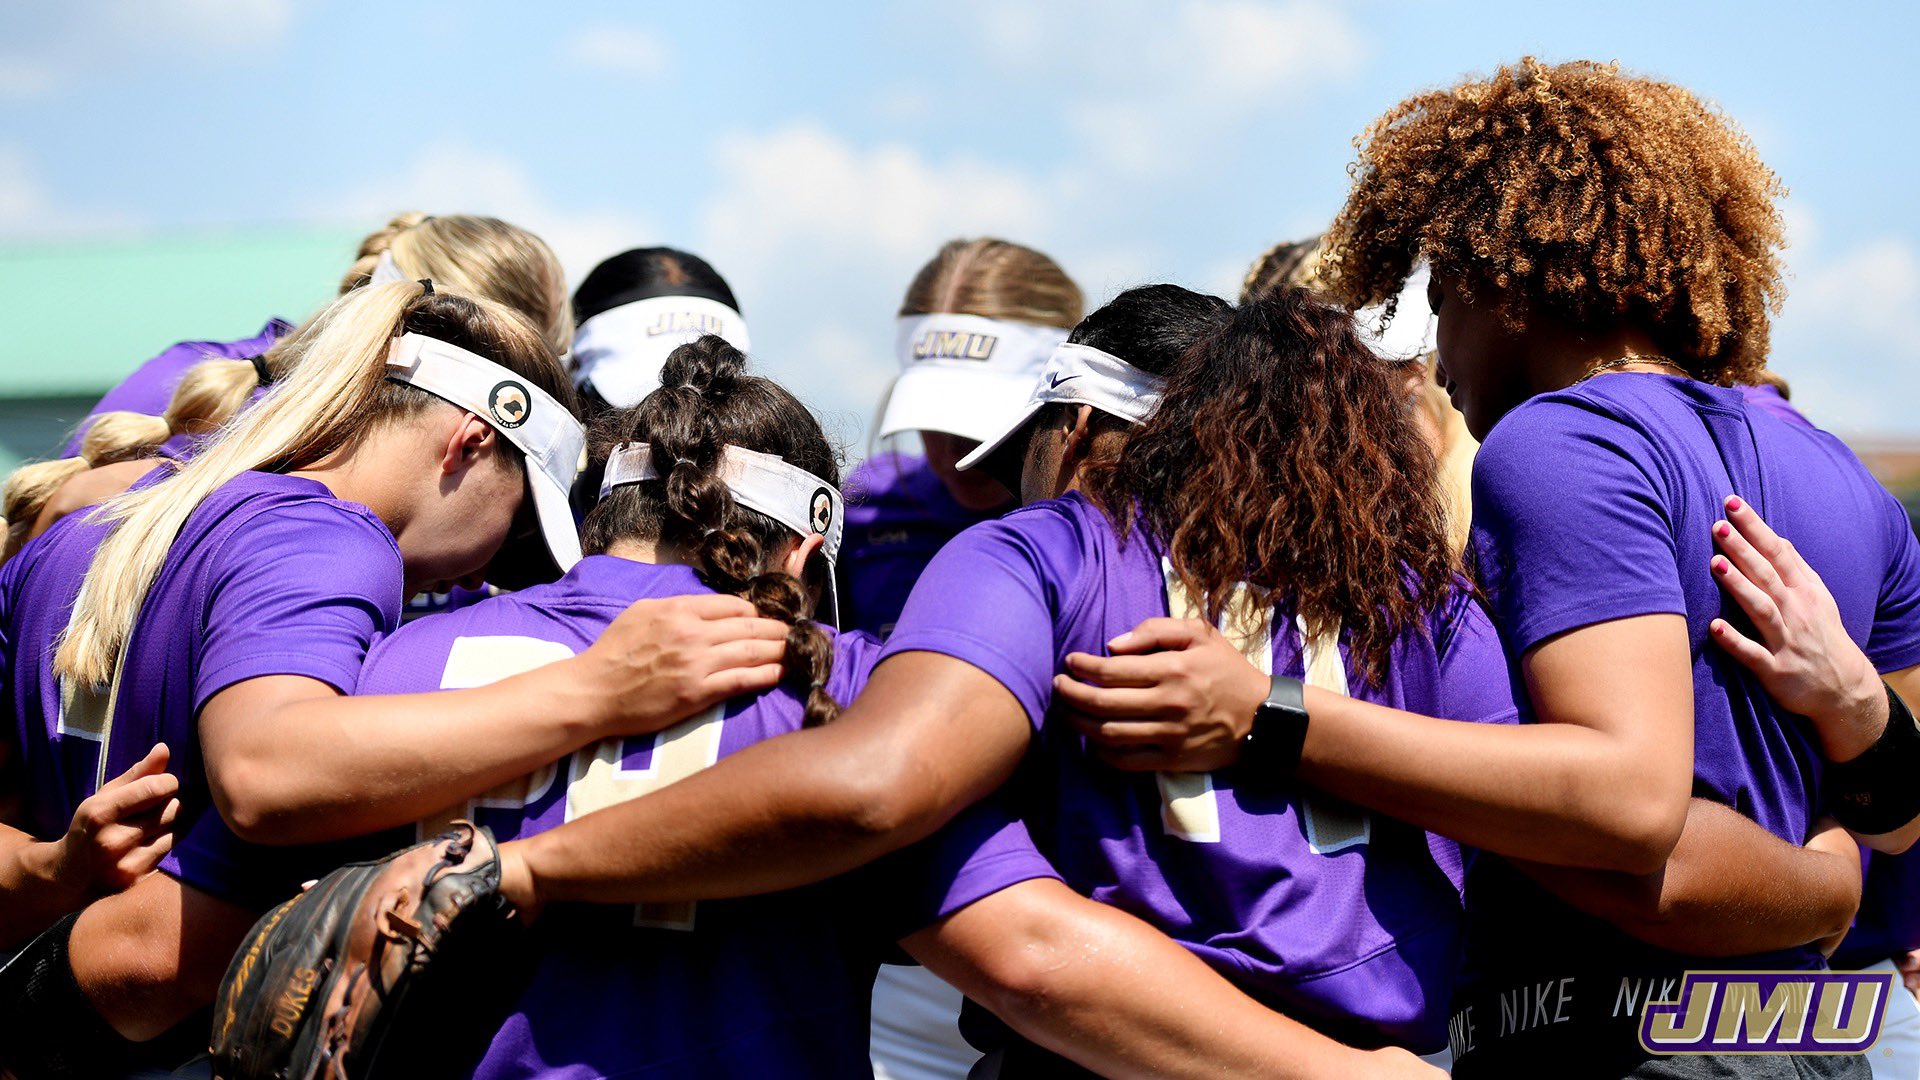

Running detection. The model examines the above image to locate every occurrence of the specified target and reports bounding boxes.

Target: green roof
[0,226,363,396]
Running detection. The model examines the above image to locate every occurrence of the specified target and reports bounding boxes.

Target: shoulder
[199,475,403,594]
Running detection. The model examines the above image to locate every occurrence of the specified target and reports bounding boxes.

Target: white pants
[1864,959,1920,1080]
[871,964,977,1080]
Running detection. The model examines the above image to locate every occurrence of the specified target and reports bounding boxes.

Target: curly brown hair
[1083,287,1455,688]
[1320,57,1786,386]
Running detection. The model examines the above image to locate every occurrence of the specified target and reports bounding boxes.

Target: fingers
[698,663,786,701]
[1069,714,1186,744]
[1711,553,1782,644]
[117,830,174,879]
[98,743,169,791]
[1713,517,1786,611]
[1052,675,1173,719]
[696,637,789,674]
[686,616,791,646]
[1725,495,1806,588]
[1710,618,1776,674]
[1062,651,1180,689]
[1105,618,1211,656]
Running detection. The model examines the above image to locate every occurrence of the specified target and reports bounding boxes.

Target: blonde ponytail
[54,282,572,689]
[3,459,90,559]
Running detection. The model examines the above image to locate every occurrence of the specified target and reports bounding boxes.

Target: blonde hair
[1241,236,1326,303]
[54,282,576,688]
[340,213,573,354]
[899,238,1083,328]
[7,213,573,548]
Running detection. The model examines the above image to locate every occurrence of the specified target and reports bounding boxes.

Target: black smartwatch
[1241,673,1309,775]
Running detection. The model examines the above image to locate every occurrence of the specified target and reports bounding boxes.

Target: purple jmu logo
[1638,971,1892,1054]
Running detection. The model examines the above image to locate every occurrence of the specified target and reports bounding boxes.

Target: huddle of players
[1,56,1918,1080]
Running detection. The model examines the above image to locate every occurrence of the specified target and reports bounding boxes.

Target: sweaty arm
[200,593,787,845]
[908,877,1439,1080]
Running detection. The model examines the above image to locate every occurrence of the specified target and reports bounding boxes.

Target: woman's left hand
[1708,495,1887,761]
[1054,618,1270,773]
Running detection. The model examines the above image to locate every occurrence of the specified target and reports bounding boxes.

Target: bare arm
[907,877,1440,1080]
[1059,614,1695,873]
[501,652,1033,912]
[200,595,788,844]
[1512,802,1860,956]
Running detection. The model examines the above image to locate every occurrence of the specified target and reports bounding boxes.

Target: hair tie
[419,278,435,296]
[248,354,273,386]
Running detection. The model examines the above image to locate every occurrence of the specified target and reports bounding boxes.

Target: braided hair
[581,335,842,727]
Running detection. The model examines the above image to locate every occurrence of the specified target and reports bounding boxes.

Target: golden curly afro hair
[1321,57,1786,386]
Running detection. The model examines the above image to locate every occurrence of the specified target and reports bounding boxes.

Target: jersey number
[420,634,724,930]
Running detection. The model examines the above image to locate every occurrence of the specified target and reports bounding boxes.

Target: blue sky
[3,0,1917,444]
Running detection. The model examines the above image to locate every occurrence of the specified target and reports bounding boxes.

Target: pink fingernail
[1727,496,1744,512]
[1716,523,1731,538]
[1714,558,1729,574]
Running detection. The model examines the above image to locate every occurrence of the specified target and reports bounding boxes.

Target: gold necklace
[1582,352,1687,380]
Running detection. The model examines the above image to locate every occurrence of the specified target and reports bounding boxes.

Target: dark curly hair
[1320,57,1786,386]
[1082,287,1454,688]
[581,335,842,727]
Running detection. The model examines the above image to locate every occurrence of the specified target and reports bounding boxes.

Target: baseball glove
[209,821,526,1080]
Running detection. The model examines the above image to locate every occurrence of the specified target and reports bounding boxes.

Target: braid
[611,335,843,726]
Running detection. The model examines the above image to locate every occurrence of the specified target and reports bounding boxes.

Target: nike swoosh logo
[1049,373,1082,389]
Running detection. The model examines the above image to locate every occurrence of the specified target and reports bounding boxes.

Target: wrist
[543,656,616,738]
[18,839,84,901]
[1823,668,1890,764]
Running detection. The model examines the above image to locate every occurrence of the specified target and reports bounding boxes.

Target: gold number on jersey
[423,633,726,930]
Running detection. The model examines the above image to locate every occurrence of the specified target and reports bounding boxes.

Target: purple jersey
[353,555,1058,1079]
[839,452,1002,636]
[1737,381,1815,430]
[0,471,403,907]
[63,319,291,457]
[881,491,1521,1051]
[1462,374,1920,991]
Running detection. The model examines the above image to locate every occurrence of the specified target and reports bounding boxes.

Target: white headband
[571,297,752,409]
[386,333,586,569]
[370,250,408,286]
[954,342,1166,471]
[600,441,844,624]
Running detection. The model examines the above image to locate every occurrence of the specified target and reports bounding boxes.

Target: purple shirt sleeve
[860,794,1061,941]
[1868,488,1920,672]
[1470,399,1685,654]
[194,502,403,708]
[879,507,1088,729]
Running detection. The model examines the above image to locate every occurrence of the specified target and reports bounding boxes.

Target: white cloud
[313,143,657,284]
[1771,209,1920,434]
[566,25,670,78]
[962,0,1365,176]
[0,145,136,237]
[700,122,1049,274]
[0,0,293,100]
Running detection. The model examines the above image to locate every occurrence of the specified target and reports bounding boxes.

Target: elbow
[1595,794,1687,876]
[829,742,950,844]
[210,762,296,845]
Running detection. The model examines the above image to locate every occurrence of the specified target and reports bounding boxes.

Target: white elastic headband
[370,250,408,286]
[953,342,1167,471]
[386,332,586,568]
[571,297,751,409]
[892,314,1068,374]
[600,441,843,624]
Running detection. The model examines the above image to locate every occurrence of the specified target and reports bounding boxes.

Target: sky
[2,0,1917,449]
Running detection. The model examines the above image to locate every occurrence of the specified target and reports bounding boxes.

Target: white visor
[878,314,1068,444]
[600,441,844,626]
[1354,265,1435,363]
[386,333,586,570]
[571,297,752,409]
[955,342,1165,471]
